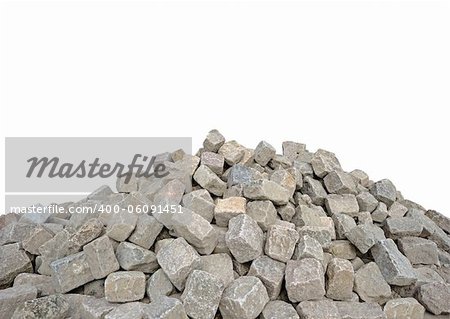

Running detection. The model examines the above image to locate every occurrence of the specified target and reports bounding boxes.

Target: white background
[1,0,449,216]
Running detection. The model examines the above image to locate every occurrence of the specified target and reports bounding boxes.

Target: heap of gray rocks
[1,129,450,319]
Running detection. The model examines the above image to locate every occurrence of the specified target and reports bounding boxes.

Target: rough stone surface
[128,214,163,249]
[0,285,38,319]
[397,237,439,265]
[354,262,392,304]
[246,200,277,231]
[203,129,225,152]
[293,234,324,261]
[105,211,138,242]
[194,164,227,196]
[199,253,234,287]
[326,258,354,301]
[357,191,379,213]
[346,224,386,254]
[325,194,359,216]
[311,149,341,178]
[264,224,299,262]
[417,282,450,315]
[369,179,397,207]
[371,239,417,286]
[296,300,340,319]
[116,242,158,273]
[384,298,425,319]
[261,300,299,319]
[329,240,357,259]
[254,141,276,166]
[181,270,224,319]
[0,243,33,289]
[243,180,290,205]
[201,151,224,175]
[214,196,246,227]
[385,217,423,238]
[324,170,357,195]
[145,296,188,319]
[13,273,56,297]
[156,237,201,290]
[225,214,264,263]
[301,176,328,206]
[335,301,387,319]
[248,256,285,300]
[219,276,269,319]
[146,268,174,302]
[50,252,94,293]
[285,258,325,302]
[182,189,215,223]
[104,271,146,303]
[83,235,120,279]
[12,294,70,319]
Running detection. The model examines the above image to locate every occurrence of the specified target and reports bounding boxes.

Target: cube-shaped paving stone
[254,141,276,166]
[146,269,174,302]
[0,285,37,319]
[225,214,264,263]
[311,149,341,178]
[332,213,357,239]
[193,164,227,196]
[214,196,246,227]
[172,210,219,255]
[105,271,146,302]
[326,258,354,301]
[264,224,299,262]
[369,179,397,207]
[301,176,328,206]
[356,192,379,213]
[371,239,417,286]
[0,243,33,289]
[324,170,357,195]
[156,237,201,290]
[128,214,163,249]
[293,235,324,261]
[325,194,359,216]
[181,270,224,319]
[50,252,94,293]
[346,224,385,254]
[83,235,120,279]
[116,242,158,273]
[219,276,269,319]
[261,300,299,319]
[201,151,225,175]
[397,236,439,265]
[145,296,188,319]
[296,300,340,319]
[199,253,234,287]
[248,256,285,300]
[11,294,70,319]
[384,298,425,319]
[22,225,54,255]
[244,179,290,205]
[182,189,215,223]
[417,282,450,315]
[285,258,325,302]
[329,240,357,260]
[105,211,138,242]
[203,129,225,152]
[354,262,391,304]
[385,217,423,239]
[297,226,332,249]
[247,200,277,231]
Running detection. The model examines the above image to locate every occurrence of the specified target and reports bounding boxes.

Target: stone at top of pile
[0,129,449,319]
